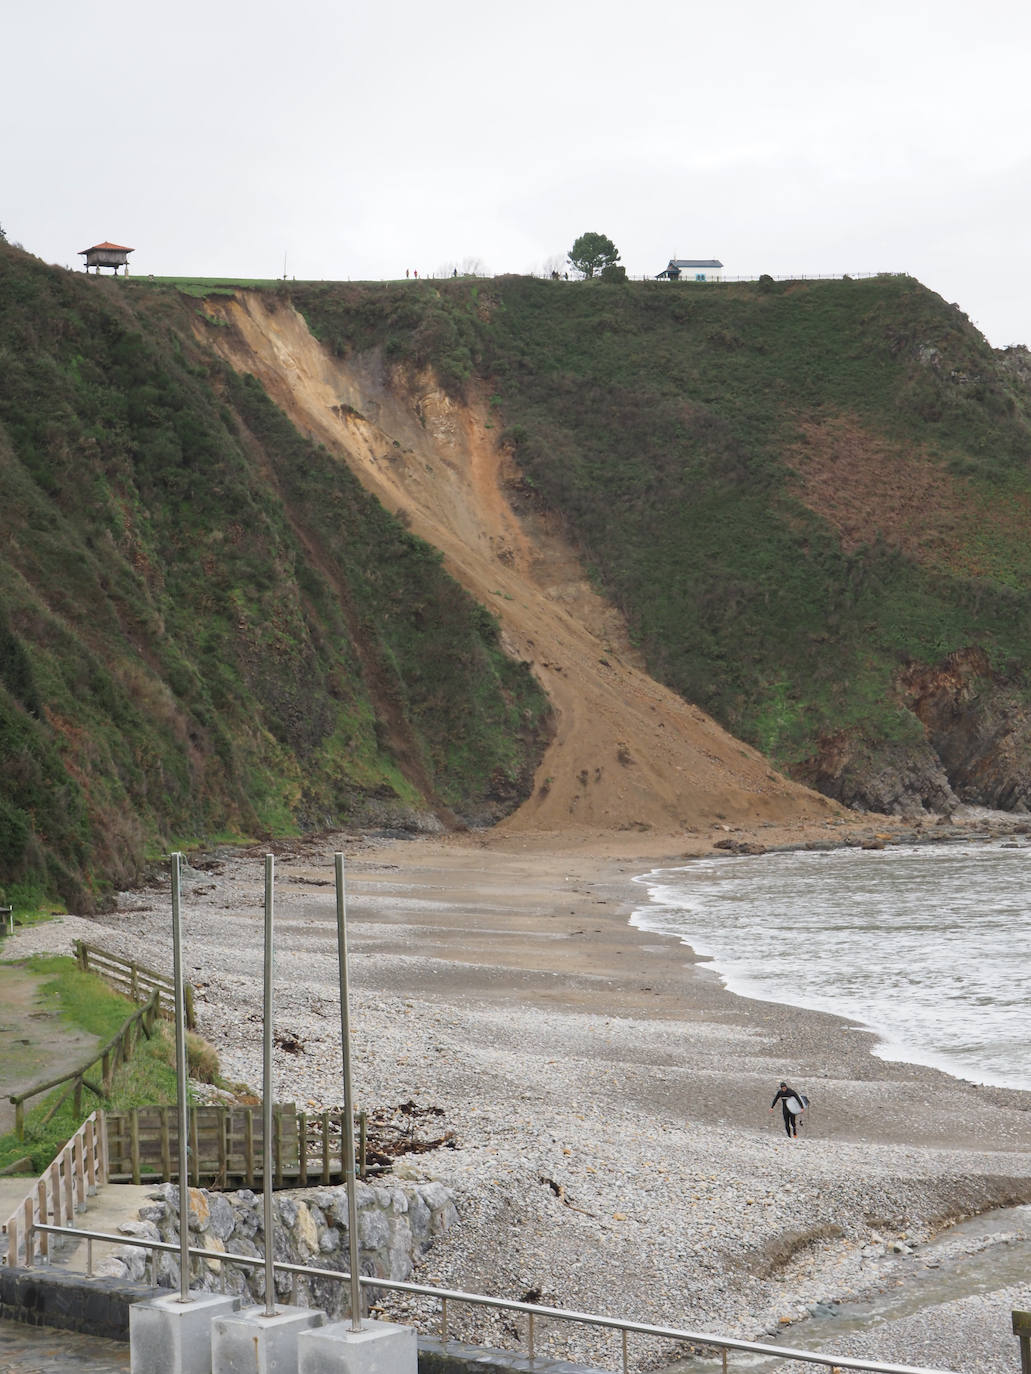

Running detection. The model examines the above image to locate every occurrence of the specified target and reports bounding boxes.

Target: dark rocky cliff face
[900,649,1031,812]
[796,733,957,817]
[800,648,1031,816]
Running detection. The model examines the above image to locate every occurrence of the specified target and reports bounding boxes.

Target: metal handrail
[31,1221,954,1374]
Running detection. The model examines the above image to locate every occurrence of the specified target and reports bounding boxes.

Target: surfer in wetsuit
[770,1081,804,1138]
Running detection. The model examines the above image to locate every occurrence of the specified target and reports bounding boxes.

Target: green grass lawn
[125,276,284,297]
[0,957,185,1174]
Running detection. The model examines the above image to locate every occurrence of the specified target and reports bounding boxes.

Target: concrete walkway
[2,1179,154,1267]
[0,964,100,1139]
[47,1183,156,1273]
[0,1175,38,1221]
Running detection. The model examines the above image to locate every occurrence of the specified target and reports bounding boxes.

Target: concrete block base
[130,1291,240,1374]
[213,1303,327,1374]
[298,1319,418,1374]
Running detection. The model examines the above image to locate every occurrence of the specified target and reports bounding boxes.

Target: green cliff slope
[0,247,550,906]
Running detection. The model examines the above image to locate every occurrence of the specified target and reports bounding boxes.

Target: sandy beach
[6,817,1031,1373]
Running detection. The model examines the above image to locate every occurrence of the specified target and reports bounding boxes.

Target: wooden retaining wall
[103,1104,356,1189]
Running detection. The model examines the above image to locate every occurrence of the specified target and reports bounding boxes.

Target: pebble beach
[6,826,1031,1373]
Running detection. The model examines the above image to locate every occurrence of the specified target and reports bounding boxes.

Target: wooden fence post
[184,984,196,1031]
[321,1110,331,1185]
[15,1098,24,1140]
[84,1116,97,1194]
[245,1107,254,1188]
[97,1107,108,1185]
[359,1110,367,1180]
[298,1111,307,1186]
[36,1177,48,1260]
[160,1105,171,1182]
[1013,1311,1031,1374]
[62,1146,73,1225]
[130,1107,140,1185]
[190,1107,200,1187]
[74,1127,86,1210]
[217,1107,227,1185]
[23,1195,34,1267]
[50,1160,63,1231]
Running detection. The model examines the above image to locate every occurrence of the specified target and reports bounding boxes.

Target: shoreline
[4,817,1031,1370]
[628,840,1031,1098]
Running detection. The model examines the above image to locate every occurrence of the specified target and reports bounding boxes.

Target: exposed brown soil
[787,412,1031,585]
[786,414,963,561]
[202,295,847,844]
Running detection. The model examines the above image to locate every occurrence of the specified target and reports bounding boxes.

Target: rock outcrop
[900,649,1031,813]
[800,648,1031,816]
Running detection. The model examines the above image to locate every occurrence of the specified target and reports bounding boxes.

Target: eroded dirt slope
[203,294,840,840]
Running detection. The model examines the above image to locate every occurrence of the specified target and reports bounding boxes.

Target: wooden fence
[74,939,196,1029]
[103,1103,367,1189]
[9,990,160,1139]
[1,1110,106,1266]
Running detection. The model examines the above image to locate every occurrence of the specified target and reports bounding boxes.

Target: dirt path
[203,295,843,841]
[0,964,99,1139]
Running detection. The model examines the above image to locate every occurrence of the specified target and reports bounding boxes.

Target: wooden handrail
[9,990,160,1139]
[74,940,195,1028]
[1,1109,106,1267]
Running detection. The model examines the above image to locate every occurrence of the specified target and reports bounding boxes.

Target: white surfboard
[785,1096,804,1114]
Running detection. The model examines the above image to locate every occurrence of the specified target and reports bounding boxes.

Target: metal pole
[335,851,363,1331]
[170,852,191,1303]
[263,853,276,1317]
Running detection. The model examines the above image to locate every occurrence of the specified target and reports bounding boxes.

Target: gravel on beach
[5,831,1031,1373]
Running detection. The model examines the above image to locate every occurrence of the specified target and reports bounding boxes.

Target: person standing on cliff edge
[770,1081,807,1138]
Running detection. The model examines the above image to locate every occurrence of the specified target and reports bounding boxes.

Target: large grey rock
[358,1209,390,1251]
[207,1192,236,1241]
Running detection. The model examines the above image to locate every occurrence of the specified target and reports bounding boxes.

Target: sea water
[631,839,1031,1091]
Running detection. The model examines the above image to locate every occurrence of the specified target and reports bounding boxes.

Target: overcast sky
[5,0,1030,345]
